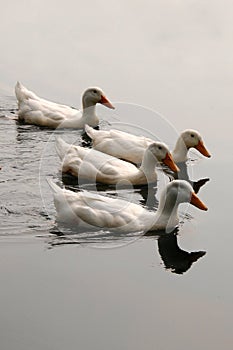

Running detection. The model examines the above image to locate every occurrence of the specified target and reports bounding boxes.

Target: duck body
[85,125,152,164]
[55,137,178,186]
[48,179,208,233]
[49,181,151,231]
[15,82,114,129]
[85,125,211,163]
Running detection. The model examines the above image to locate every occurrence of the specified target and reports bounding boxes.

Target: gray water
[1,1,233,349]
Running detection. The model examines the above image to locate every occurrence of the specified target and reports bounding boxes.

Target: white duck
[48,179,208,233]
[55,137,179,185]
[15,82,114,128]
[85,125,211,164]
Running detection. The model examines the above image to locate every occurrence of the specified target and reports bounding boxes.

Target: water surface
[0,95,232,350]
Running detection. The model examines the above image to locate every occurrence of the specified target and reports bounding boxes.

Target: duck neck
[139,150,158,181]
[152,192,179,231]
[172,136,188,163]
[82,103,98,126]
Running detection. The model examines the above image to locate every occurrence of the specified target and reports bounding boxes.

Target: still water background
[1,1,233,349]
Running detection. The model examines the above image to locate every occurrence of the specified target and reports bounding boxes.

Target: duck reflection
[80,126,99,147]
[146,228,206,274]
[164,161,209,194]
[48,224,206,274]
[47,223,144,249]
[137,184,158,209]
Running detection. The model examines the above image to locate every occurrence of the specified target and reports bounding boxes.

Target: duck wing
[48,181,155,231]
[85,125,153,163]
[56,138,137,181]
[15,82,79,125]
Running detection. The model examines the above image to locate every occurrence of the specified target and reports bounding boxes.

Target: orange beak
[195,140,211,158]
[190,192,208,211]
[100,95,115,109]
[163,152,180,173]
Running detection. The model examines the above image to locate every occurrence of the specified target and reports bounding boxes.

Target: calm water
[0,94,232,350]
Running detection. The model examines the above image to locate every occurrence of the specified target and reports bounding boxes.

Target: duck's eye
[158,146,162,150]
[93,89,97,94]
[190,134,194,137]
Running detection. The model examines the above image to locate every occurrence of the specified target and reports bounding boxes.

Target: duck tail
[47,179,63,194]
[15,81,25,102]
[15,81,39,103]
[84,124,95,139]
[55,137,71,160]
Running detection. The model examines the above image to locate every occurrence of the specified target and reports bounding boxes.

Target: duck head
[181,129,211,158]
[82,87,115,109]
[148,142,179,172]
[165,180,208,210]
